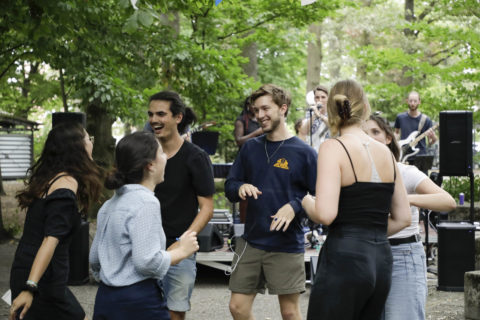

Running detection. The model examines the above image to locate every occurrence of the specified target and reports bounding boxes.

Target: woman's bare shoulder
[47,173,78,195]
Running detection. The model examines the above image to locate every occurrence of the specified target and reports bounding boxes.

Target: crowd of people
[8,79,455,320]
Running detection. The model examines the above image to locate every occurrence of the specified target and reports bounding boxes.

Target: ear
[175,112,183,125]
[386,135,392,145]
[279,104,288,116]
[146,162,155,173]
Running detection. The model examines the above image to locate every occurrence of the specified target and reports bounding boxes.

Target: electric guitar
[188,121,217,135]
[182,121,217,141]
[399,123,439,163]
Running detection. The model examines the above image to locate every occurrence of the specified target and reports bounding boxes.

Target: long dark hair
[149,91,197,134]
[16,122,103,211]
[104,132,159,190]
[369,114,400,161]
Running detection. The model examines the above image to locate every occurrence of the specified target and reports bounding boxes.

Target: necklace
[264,138,285,163]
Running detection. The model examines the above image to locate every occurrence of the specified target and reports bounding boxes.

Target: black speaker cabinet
[437,222,475,291]
[52,112,86,128]
[191,131,219,155]
[439,111,472,176]
[68,219,90,285]
[198,223,224,252]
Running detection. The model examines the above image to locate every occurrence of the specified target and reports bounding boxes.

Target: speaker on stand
[437,111,476,291]
[52,112,86,128]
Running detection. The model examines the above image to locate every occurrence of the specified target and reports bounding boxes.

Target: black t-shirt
[154,141,215,247]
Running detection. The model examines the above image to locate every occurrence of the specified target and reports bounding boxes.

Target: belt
[389,234,421,246]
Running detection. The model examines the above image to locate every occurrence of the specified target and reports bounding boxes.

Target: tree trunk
[327,26,342,81]
[59,68,68,112]
[0,196,11,242]
[0,165,12,241]
[161,11,180,90]
[241,35,258,80]
[0,163,5,196]
[400,0,416,86]
[86,100,116,219]
[357,30,371,81]
[306,22,323,92]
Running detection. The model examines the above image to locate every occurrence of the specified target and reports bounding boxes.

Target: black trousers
[307,224,392,320]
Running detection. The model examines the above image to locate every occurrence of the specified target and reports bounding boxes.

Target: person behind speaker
[89,132,199,320]
[9,122,103,320]
[225,84,317,320]
[366,114,456,320]
[394,91,437,163]
[302,79,411,319]
[147,91,215,320]
[300,85,330,151]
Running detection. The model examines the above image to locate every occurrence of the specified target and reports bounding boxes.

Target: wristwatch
[22,280,39,295]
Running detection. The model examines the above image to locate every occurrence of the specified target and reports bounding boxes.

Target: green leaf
[138,10,154,27]
[122,11,139,34]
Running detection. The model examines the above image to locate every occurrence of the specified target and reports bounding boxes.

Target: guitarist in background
[394,91,437,164]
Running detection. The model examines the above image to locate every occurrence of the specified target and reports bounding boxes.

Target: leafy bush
[442,175,480,203]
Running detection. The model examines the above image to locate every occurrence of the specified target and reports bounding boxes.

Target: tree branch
[0,51,30,80]
[0,43,26,56]
[418,0,437,21]
[431,56,450,66]
[428,43,461,59]
[217,14,281,40]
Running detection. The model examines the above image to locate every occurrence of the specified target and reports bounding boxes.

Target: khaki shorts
[228,237,305,295]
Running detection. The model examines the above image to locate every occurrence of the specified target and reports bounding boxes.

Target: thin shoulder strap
[334,138,358,183]
[391,153,397,181]
[43,174,70,197]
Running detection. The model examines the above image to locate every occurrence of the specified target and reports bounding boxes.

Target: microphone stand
[309,109,313,147]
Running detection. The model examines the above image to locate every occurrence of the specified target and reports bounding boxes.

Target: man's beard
[262,117,281,134]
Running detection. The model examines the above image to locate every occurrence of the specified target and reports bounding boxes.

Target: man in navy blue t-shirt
[394,91,437,162]
[225,84,317,320]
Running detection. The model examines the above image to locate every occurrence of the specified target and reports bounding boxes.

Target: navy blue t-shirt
[225,135,317,253]
[394,112,433,155]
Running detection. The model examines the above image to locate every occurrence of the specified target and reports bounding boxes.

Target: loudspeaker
[437,222,475,291]
[439,111,472,176]
[191,131,219,155]
[68,219,90,285]
[52,112,86,128]
[198,223,224,252]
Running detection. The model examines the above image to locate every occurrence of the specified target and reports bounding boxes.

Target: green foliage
[442,175,480,203]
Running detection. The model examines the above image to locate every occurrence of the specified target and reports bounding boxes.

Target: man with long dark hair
[147,91,215,320]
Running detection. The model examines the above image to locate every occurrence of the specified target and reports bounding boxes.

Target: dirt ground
[0,180,466,319]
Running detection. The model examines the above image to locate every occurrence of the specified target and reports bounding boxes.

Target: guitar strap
[417,114,427,133]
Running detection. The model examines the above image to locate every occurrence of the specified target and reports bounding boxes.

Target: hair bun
[334,94,351,121]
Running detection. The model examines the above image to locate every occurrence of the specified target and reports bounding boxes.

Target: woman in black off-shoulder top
[9,122,102,320]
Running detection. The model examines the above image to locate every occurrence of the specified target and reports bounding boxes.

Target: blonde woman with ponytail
[302,79,411,320]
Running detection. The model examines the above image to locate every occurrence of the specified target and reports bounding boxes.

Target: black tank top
[330,139,396,231]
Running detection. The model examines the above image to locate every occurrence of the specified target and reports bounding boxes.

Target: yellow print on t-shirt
[273,158,289,170]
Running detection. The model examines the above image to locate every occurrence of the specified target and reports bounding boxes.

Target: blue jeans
[382,241,427,320]
[160,254,197,312]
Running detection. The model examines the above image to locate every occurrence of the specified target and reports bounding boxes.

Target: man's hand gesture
[238,184,262,200]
